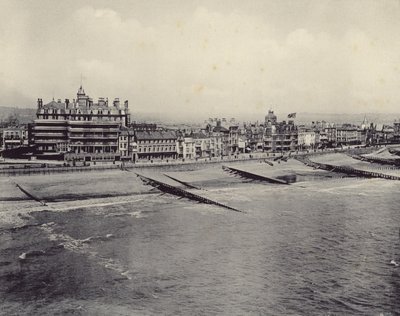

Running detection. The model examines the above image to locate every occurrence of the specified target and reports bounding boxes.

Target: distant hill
[0,106,36,125]
[0,105,398,126]
[295,112,399,126]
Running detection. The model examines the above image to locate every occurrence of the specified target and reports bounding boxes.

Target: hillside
[0,106,36,125]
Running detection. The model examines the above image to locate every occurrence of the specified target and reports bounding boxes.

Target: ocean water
[1,157,400,315]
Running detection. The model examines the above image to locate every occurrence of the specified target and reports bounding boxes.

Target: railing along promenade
[0,146,384,177]
[0,152,282,176]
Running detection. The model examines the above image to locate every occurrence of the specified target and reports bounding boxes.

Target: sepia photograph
[1,0,400,315]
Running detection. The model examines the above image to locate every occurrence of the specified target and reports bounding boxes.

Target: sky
[1,0,400,121]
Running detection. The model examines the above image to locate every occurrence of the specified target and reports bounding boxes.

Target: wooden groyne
[296,156,400,181]
[222,165,289,185]
[136,173,244,213]
[263,160,274,166]
[347,153,400,167]
[388,148,400,156]
[14,183,47,206]
[163,174,201,190]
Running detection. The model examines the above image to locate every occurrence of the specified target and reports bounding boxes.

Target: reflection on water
[1,161,400,315]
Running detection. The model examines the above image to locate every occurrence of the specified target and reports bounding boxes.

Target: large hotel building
[32,86,130,161]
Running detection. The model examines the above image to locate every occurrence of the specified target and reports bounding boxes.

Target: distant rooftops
[135,130,177,140]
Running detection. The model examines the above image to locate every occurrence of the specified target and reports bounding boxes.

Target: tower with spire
[361,115,368,130]
[77,85,90,107]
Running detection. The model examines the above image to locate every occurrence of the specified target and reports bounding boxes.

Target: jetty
[222,165,289,185]
[296,155,400,181]
[136,173,244,213]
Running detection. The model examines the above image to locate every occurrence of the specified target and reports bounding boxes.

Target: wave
[38,222,132,280]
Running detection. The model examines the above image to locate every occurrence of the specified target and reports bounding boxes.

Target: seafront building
[135,130,178,161]
[3,92,400,162]
[32,86,130,161]
[297,127,316,150]
[263,111,298,152]
[1,126,28,150]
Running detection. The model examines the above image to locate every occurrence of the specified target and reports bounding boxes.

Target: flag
[288,113,296,118]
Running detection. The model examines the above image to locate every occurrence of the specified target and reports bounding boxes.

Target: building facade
[298,127,316,150]
[1,127,27,150]
[336,126,362,145]
[32,86,130,161]
[135,130,178,161]
[263,111,298,152]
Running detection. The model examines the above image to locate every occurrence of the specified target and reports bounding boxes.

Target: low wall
[0,146,382,177]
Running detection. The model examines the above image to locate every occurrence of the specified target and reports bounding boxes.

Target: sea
[1,155,400,315]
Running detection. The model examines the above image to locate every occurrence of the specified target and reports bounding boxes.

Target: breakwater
[347,153,400,167]
[14,182,47,206]
[222,165,289,185]
[163,174,201,190]
[296,155,400,180]
[136,173,245,213]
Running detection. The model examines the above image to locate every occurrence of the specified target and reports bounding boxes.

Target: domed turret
[265,110,277,124]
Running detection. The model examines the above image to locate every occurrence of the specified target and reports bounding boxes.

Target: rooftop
[135,130,177,140]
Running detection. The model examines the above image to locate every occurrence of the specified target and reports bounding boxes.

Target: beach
[1,154,400,315]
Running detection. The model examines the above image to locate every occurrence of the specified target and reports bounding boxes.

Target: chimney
[65,99,69,108]
[124,100,128,108]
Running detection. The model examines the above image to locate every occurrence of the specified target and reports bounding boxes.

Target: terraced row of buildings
[1,86,400,162]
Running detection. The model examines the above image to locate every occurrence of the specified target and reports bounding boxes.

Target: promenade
[0,148,359,176]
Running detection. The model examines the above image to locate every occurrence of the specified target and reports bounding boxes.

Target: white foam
[39,223,132,279]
